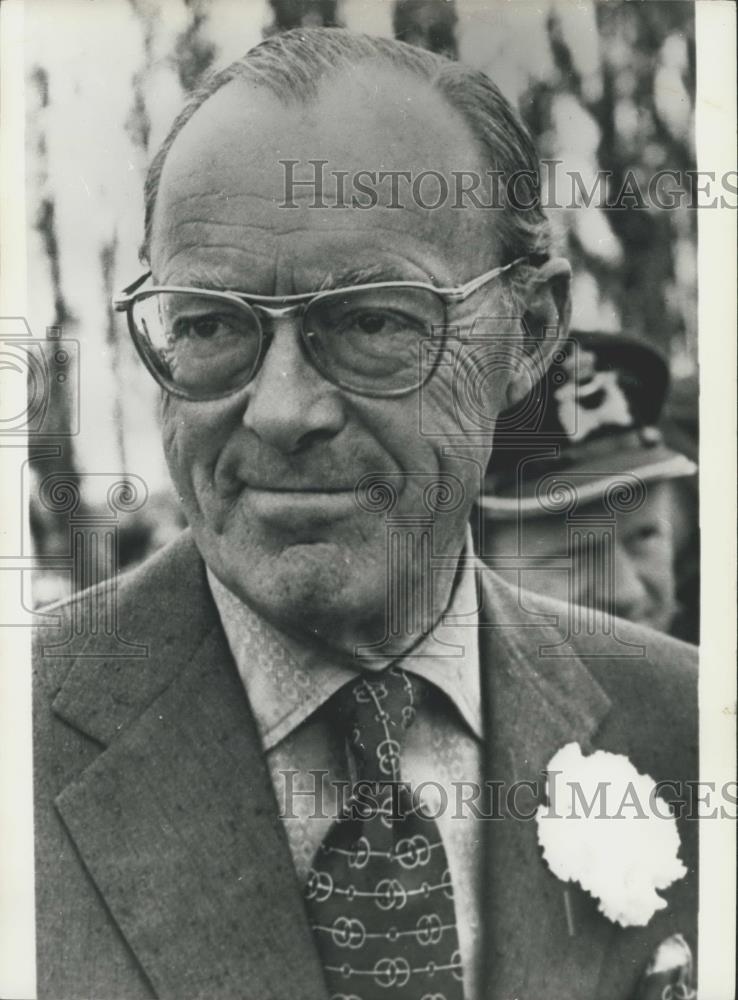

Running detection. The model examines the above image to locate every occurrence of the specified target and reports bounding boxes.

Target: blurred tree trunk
[591,1,696,354]
[100,236,129,473]
[266,0,341,34]
[28,67,87,559]
[393,0,457,58]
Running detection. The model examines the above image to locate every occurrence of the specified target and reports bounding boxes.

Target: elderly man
[33,29,697,1000]
[476,331,697,638]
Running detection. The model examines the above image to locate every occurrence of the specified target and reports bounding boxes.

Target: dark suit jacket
[33,531,698,999]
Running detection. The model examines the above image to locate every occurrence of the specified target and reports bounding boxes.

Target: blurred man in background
[475,331,697,640]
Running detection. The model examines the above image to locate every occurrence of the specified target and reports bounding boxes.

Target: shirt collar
[207,531,482,750]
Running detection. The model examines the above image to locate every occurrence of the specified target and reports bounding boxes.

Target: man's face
[482,480,678,632]
[151,69,523,650]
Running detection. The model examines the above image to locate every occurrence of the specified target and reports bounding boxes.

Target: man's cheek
[161,410,209,520]
[647,552,676,604]
[419,350,513,438]
[161,415,185,491]
[417,367,463,435]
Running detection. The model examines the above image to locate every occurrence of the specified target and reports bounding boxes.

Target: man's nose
[612,543,649,622]
[240,319,346,454]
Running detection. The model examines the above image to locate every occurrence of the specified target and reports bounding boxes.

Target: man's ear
[505,256,572,408]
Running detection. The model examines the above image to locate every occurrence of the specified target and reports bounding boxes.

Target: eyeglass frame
[113,255,529,401]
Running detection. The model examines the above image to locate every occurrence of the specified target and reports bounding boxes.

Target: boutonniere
[535,742,687,928]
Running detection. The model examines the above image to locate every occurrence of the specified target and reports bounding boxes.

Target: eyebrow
[165,262,431,295]
[317,263,431,291]
[164,265,236,292]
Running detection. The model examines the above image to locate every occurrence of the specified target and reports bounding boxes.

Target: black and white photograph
[0,1,735,998]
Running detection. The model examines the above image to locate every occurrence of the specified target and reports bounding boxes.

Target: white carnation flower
[536,742,687,927]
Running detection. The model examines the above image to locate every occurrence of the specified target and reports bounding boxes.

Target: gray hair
[142,27,551,270]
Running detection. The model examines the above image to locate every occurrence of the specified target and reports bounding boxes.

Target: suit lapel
[52,536,327,1000]
[477,567,616,1000]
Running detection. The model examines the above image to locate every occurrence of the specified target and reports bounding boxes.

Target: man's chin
[211,538,385,644]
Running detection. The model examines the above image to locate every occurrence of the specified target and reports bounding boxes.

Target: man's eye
[356,311,387,335]
[338,310,410,337]
[173,314,235,340]
[628,525,661,546]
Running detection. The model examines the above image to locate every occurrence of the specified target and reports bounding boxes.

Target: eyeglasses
[113,257,527,400]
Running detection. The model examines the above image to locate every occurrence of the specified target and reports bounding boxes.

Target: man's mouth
[244,483,355,493]
[237,484,362,528]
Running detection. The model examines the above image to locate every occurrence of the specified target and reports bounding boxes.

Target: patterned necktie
[305,664,464,1000]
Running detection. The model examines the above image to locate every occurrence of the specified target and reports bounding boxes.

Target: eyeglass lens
[130,286,446,398]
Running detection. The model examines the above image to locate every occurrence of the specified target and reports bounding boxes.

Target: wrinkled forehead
[150,68,499,287]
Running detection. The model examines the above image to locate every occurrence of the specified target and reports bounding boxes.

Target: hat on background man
[478,331,697,517]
